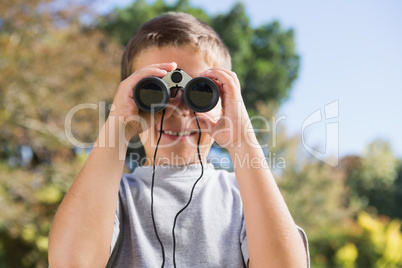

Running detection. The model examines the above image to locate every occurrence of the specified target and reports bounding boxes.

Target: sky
[94,0,402,160]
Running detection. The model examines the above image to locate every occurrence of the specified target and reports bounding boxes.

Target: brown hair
[121,12,231,80]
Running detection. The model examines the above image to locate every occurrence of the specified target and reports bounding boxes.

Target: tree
[0,0,122,266]
[344,140,400,218]
[97,0,300,116]
[0,0,121,159]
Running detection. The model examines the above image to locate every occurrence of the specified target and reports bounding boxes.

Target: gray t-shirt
[107,163,309,267]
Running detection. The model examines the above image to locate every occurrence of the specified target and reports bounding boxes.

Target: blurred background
[1,0,401,267]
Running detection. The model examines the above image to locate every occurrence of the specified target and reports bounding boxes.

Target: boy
[48,12,309,267]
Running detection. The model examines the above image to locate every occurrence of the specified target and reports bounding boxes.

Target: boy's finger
[200,69,241,99]
[200,70,241,113]
[214,68,241,89]
[200,68,241,90]
[136,62,177,78]
[120,62,177,93]
[142,62,177,71]
[120,67,169,90]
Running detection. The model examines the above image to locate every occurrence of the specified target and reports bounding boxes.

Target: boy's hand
[109,62,178,139]
[199,68,254,148]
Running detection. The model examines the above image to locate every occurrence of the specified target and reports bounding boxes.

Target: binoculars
[133,69,219,113]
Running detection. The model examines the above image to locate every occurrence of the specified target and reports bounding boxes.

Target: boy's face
[133,46,223,165]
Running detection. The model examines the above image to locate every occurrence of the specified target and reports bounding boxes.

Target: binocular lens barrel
[134,78,170,113]
[184,77,218,112]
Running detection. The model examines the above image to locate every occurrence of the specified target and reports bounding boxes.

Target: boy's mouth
[158,129,199,140]
[163,130,196,136]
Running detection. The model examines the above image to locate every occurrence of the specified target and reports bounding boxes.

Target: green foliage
[0,0,121,266]
[97,0,300,116]
[256,102,402,267]
[357,212,402,267]
[335,242,358,268]
[0,160,82,267]
[344,140,400,218]
[244,21,299,115]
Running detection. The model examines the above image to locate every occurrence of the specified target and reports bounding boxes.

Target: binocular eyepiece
[133,69,219,113]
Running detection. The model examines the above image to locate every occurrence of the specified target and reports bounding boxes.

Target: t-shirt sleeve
[297,225,310,268]
[110,197,121,255]
[106,196,123,268]
[240,213,249,267]
[240,222,310,268]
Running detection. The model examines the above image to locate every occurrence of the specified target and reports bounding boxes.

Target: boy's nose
[172,89,192,116]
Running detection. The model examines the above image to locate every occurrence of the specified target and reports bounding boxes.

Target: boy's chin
[151,136,212,153]
[157,134,213,149]
[157,139,204,151]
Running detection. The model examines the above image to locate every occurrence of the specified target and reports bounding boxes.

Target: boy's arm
[48,63,177,268]
[201,68,308,268]
[228,138,308,268]
[48,119,128,268]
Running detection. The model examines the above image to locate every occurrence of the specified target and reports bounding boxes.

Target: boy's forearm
[228,135,307,268]
[48,118,130,268]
